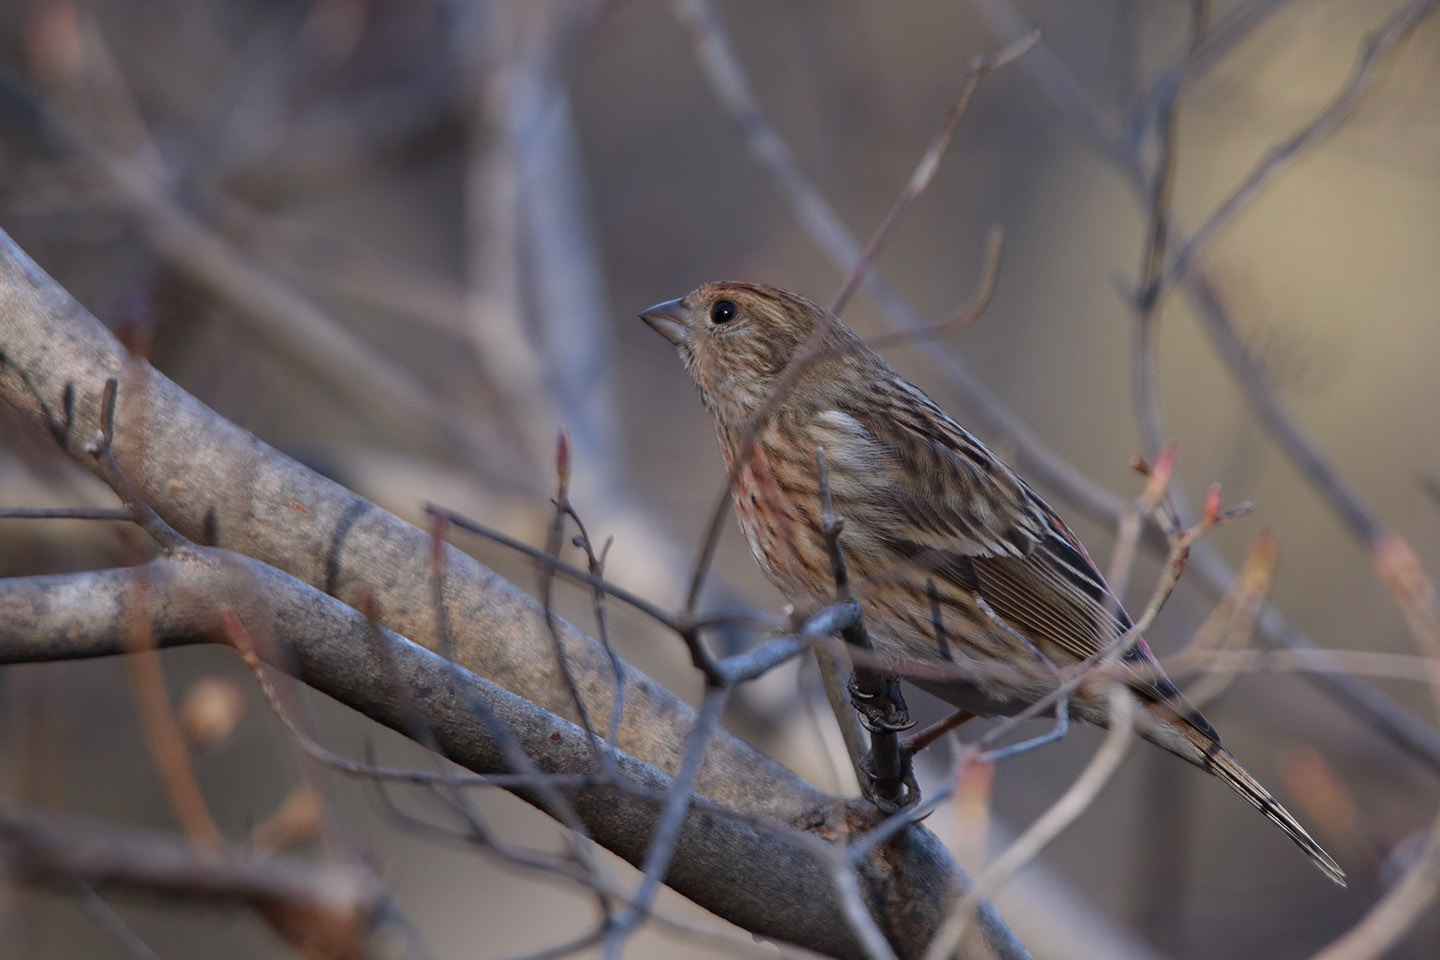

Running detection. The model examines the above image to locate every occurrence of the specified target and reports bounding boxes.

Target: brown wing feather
[839,380,1215,735]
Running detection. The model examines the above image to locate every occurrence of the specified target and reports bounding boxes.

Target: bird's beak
[639,297,690,346]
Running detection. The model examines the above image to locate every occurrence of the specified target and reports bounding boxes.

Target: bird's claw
[859,751,921,812]
[848,672,913,733]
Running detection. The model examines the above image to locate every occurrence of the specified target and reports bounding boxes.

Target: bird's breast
[723,432,830,603]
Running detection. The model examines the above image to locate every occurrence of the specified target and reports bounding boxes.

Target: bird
[640,280,1346,886]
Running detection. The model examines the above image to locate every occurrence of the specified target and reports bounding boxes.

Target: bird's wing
[832,384,1205,725]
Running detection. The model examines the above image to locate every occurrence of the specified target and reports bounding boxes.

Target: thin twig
[421,516,584,878]
[925,685,1137,960]
[73,883,162,960]
[427,504,686,632]
[862,227,1007,353]
[830,849,902,960]
[603,685,729,958]
[828,31,1037,316]
[571,526,625,746]
[1105,444,1179,603]
[224,607,596,790]
[430,501,855,688]
[1169,528,1277,707]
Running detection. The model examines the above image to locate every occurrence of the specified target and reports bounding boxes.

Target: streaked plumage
[641,280,1345,886]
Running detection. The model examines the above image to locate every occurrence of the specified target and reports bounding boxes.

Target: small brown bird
[642,281,1345,886]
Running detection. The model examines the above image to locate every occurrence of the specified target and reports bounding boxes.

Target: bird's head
[640,281,841,422]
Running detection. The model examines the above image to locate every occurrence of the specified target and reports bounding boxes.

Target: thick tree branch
[0,554,1023,960]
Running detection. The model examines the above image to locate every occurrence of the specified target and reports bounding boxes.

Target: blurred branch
[1158,0,1440,298]
[214,199,476,340]
[0,807,386,959]
[0,67,527,486]
[121,575,226,854]
[1129,9,1205,463]
[457,0,619,481]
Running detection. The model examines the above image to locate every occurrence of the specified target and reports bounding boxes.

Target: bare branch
[1158,0,1440,297]
[0,507,130,520]
[0,69,523,483]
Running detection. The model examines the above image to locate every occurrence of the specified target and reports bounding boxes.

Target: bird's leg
[848,675,921,810]
[847,672,920,810]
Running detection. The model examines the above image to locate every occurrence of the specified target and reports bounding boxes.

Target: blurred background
[1,0,1438,957]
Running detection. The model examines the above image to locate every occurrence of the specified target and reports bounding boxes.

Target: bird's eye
[710,300,737,324]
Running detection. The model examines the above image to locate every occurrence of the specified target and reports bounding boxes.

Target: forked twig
[540,434,602,754]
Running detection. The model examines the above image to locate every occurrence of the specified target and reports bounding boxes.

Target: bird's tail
[1153,716,1347,887]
